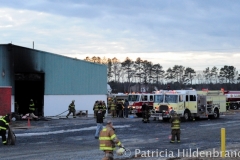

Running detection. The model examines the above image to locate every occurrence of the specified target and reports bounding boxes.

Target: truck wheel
[213,109,220,119]
[184,111,190,121]
[233,104,238,110]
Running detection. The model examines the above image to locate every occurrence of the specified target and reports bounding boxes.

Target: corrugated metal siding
[44,53,107,95]
[0,44,107,95]
[0,45,14,87]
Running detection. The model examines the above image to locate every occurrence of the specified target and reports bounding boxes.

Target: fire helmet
[116,147,125,156]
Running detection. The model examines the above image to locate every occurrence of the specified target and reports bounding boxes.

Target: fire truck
[223,90,240,110]
[128,93,154,117]
[151,89,226,121]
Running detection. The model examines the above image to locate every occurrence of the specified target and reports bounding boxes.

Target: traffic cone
[27,117,31,127]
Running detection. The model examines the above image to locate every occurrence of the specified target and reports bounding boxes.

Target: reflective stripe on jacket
[110,103,116,110]
[170,115,180,129]
[68,103,75,110]
[99,125,121,151]
[98,105,104,111]
[0,117,9,130]
[29,103,35,111]
[102,104,107,111]
[94,104,99,111]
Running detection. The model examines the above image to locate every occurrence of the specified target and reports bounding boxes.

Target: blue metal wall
[0,44,107,95]
[44,53,107,95]
[0,45,14,87]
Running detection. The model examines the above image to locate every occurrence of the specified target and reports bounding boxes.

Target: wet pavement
[1,111,240,160]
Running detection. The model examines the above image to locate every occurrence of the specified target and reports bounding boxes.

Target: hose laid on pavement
[55,110,68,117]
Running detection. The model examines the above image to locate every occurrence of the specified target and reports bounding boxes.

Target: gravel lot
[1,110,240,160]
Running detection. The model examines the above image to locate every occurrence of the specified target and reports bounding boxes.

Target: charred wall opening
[15,73,44,116]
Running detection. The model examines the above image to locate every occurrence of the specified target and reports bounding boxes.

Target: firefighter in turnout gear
[102,101,107,119]
[93,101,99,118]
[99,120,123,160]
[29,99,35,114]
[0,114,10,145]
[66,100,76,118]
[226,101,230,110]
[169,111,181,143]
[110,100,117,118]
[107,98,112,114]
[142,103,150,123]
[97,101,103,111]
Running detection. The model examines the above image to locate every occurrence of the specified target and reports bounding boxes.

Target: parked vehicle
[128,93,154,117]
[151,89,226,121]
[223,90,240,110]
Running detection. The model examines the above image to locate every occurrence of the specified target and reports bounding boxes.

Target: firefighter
[93,101,99,118]
[226,101,230,110]
[102,101,107,119]
[0,114,10,145]
[29,99,35,115]
[116,101,123,118]
[66,100,76,118]
[99,120,124,160]
[95,110,104,139]
[142,103,150,123]
[107,98,112,114]
[123,99,129,118]
[169,111,181,143]
[110,100,117,118]
[15,102,19,114]
[98,101,104,110]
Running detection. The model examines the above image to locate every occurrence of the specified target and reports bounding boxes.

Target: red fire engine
[128,93,154,117]
[223,90,240,110]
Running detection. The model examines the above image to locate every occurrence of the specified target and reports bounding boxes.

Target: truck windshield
[154,95,164,103]
[128,95,140,102]
[165,95,178,103]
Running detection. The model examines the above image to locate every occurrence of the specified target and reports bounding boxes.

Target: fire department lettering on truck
[226,94,240,98]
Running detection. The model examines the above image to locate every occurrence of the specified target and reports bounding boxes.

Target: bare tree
[203,67,211,84]
[141,60,153,84]
[84,56,92,62]
[195,71,204,84]
[121,57,135,92]
[152,63,165,84]
[172,65,185,84]
[165,68,175,83]
[219,65,236,83]
[134,57,143,83]
[107,58,113,82]
[111,57,121,82]
[210,66,218,84]
[184,67,196,85]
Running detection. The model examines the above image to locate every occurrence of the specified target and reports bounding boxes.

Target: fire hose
[55,110,68,117]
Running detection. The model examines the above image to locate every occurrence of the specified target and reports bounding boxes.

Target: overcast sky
[1,0,240,71]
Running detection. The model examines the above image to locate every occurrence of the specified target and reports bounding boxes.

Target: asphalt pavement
[1,111,240,160]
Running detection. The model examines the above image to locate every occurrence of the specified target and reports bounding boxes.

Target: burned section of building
[0,44,107,117]
[15,73,44,116]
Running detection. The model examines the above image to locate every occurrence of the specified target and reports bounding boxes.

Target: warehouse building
[0,44,107,116]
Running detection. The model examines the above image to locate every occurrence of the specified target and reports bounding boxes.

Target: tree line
[84,56,240,93]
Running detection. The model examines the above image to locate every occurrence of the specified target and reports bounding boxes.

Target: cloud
[0,0,240,72]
